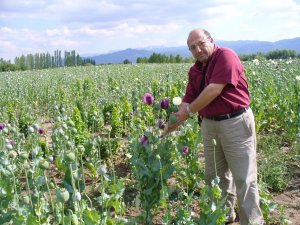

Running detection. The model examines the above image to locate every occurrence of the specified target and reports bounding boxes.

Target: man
[162,28,264,225]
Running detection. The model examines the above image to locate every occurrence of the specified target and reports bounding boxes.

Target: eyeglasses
[188,40,208,51]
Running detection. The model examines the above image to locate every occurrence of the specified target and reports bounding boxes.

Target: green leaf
[26,213,39,225]
[85,162,97,177]
[13,214,25,225]
[63,214,72,225]
[55,155,65,172]
[83,209,100,225]
[142,186,153,195]
[0,212,13,224]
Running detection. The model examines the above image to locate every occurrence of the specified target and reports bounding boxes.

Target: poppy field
[0,59,299,224]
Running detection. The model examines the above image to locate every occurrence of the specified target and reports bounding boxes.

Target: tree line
[0,50,95,72]
[239,49,299,61]
[135,53,194,63]
[1,49,299,71]
[133,49,300,64]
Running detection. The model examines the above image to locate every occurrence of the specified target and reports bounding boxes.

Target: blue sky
[1,0,300,61]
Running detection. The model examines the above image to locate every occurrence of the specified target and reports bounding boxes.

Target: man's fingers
[160,124,169,138]
[160,120,183,138]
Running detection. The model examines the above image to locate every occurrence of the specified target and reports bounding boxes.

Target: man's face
[187,30,214,64]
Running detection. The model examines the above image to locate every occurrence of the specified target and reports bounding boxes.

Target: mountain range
[89,37,300,64]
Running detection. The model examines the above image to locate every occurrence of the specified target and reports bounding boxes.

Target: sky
[1,0,300,61]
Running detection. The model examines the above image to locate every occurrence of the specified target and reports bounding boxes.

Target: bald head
[187,28,214,64]
[187,28,212,45]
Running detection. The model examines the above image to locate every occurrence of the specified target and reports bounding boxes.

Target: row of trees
[1,49,299,71]
[0,50,95,72]
[239,49,299,61]
[136,53,194,63]
[134,49,300,64]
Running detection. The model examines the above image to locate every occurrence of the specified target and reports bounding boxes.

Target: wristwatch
[186,104,195,118]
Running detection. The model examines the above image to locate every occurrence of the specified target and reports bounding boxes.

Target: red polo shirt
[183,45,250,117]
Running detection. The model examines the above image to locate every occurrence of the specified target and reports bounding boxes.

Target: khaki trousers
[201,108,264,225]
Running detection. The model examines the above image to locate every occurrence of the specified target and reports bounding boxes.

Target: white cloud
[50,38,80,48]
[0,0,299,60]
[0,41,17,54]
[0,27,15,33]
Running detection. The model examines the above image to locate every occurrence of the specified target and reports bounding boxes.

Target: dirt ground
[271,163,300,225]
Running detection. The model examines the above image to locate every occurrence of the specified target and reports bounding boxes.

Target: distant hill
[90,37,300,64]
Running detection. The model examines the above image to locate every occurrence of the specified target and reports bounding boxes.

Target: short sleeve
[183,68,198,103]
[209,49,243,87]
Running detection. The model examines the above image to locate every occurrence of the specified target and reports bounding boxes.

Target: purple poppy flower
[0,123,6,130]
[157,119,165,129]
[140,135,149,147]
[38,128,45,135]
[142,93,155,105]
[160,98,170,110]
[182,146,189,155]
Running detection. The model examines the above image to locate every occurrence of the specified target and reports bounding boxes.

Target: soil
[271,162,300,225]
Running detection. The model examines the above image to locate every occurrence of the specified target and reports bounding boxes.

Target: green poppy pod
[169,115,177,124]
[64,151,75,162]
[56,188,70,203]
[20,152,28,160]
[39,159,50,170]
[23,195,30,205]
[71,214,79,225]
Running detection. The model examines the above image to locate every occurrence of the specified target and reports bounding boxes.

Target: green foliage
[0,58,21,71]
[137,53,193,63]
[82,77,94,96]
[102,102,114,124]
[39,139,49,157]
[266,49,297,59]
[247,59,299,141]
[18,111,34,137]
[87,103,104,132]
[90,136,121,159]
[258,135,291,192]
[195,177,228,225]
[111,106,123,138]
[83,209,100,225]
[130,131,175,224]
[123,59,132,64]
[0,61,298,224]
[175,119,204,190]
[259,182,278,223]
[121,96,133,134]
[71,106,89,145]
[6,101,17,124]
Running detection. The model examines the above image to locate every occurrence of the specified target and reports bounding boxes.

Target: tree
[136,57,148,63]
[123,59,132,64]
[266,49,297,59]
[175,54,183,63]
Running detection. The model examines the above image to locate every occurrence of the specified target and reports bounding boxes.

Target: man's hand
[161,106,189,138]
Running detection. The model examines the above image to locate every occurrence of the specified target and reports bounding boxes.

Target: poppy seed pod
[56,188,70,203]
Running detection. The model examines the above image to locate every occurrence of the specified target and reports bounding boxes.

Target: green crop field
[0,59,299,224]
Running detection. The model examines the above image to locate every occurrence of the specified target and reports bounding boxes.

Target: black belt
[206,106,249,121]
